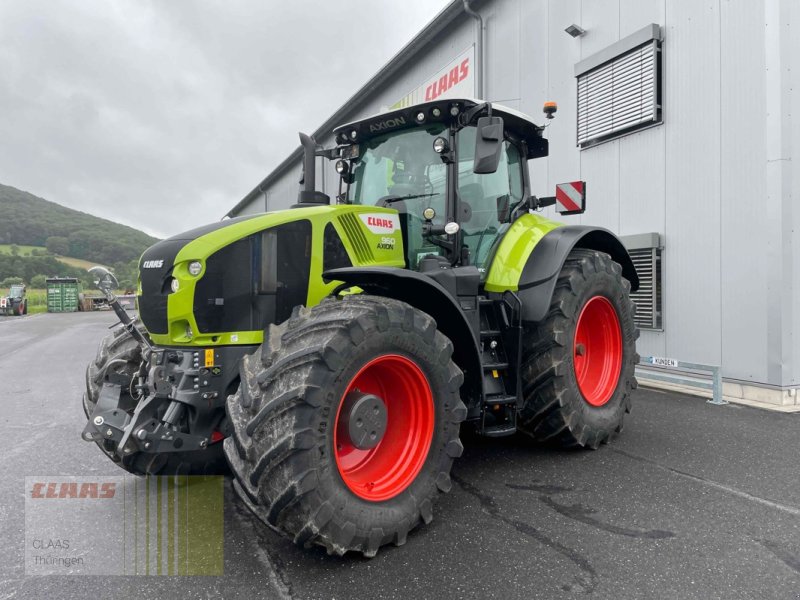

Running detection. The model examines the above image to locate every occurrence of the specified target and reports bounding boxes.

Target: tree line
[0,183,158,265]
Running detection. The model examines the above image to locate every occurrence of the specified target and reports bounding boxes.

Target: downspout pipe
[463,0,484,99]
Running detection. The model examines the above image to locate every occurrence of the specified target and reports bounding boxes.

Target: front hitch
[82,355,213,459]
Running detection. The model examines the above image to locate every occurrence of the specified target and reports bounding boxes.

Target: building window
[621,233,663,331]
[575,24,662,148]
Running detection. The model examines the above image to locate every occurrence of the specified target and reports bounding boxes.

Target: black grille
[192,220,312,333]
[194,237,254,334]
[262,220,312,324]
[138,239,185,334]
[323,223,352,271]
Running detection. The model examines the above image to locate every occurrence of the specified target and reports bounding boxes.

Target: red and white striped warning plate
[555,181,586,214]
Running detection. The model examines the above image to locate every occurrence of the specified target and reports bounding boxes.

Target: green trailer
[46,277,80,313]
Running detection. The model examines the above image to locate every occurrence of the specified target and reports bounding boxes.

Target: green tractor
[82,99,638,556]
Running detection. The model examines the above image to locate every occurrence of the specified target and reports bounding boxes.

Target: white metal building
[228,0,800,406]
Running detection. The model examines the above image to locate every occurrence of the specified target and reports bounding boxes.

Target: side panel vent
[621,233,663,330]
[337,213,374,264]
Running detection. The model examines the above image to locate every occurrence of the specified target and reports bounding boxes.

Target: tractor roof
[333,98,548,159]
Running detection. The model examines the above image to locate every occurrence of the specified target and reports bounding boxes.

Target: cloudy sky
[0,0,449,238]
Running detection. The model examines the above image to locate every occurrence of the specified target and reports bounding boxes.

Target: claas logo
[30,482,116,499]
[425,58,469,101]
[366,216,394,230]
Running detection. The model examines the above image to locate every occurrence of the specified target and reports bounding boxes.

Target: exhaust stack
[296,132,330,206]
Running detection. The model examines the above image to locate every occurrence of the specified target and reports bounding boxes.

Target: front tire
[519,249,638,449]
[225,295,466,557]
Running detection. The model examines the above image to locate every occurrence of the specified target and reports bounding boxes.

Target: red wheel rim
[573,296,623,407]
[334,354,434,502]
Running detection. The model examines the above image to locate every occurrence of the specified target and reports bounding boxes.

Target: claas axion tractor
[82,98,639,556]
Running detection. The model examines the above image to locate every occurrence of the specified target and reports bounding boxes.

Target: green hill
[0,183,158,265]
[0,183,158,288]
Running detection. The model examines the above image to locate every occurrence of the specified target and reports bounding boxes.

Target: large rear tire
[519,249,638,449]
[225,295,466,557]
[84,323,227,475]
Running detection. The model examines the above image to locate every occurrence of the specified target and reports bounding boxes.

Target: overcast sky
[0,0,450,238]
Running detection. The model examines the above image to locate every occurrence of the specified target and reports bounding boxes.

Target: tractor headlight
[185,324,193,339]
[415,111,426,123]
[335,160,349,175]
[444,222,460,235]
[188,261,202,276]
[170,278,180,293]
[433,137,449,154]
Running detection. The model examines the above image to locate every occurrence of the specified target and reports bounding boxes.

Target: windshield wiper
[380,193,435,204]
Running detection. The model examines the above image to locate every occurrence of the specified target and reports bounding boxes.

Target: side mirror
[473,116,504,174]
[89,266,118,293]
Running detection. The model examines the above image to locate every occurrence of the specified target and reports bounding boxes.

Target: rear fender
[516,226,639,322]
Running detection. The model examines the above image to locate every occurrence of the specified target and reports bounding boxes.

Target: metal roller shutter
[577,40,661,147]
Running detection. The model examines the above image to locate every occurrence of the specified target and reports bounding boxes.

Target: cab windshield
[348,123,524,271]
[351,124,447,220]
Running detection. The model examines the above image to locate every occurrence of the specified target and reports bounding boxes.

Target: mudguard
[323,266,482,404]
[515,226,639,322]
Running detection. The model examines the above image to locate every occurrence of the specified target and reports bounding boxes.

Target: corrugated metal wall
[234,0,799,389]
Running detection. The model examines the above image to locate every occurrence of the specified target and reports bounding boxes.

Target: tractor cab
[328,99,549,273]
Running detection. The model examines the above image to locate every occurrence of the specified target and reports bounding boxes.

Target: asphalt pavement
[0,312,798,599]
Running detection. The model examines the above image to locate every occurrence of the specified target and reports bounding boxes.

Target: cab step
[481,423,517,438]
[483,361,509,371]
[484,394,517,406]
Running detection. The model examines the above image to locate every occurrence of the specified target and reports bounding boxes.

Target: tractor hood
[136,205,405,347]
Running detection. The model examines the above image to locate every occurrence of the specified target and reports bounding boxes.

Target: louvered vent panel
[628,247,662,330]
[577,41,660,146]
[337,213,374,264]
